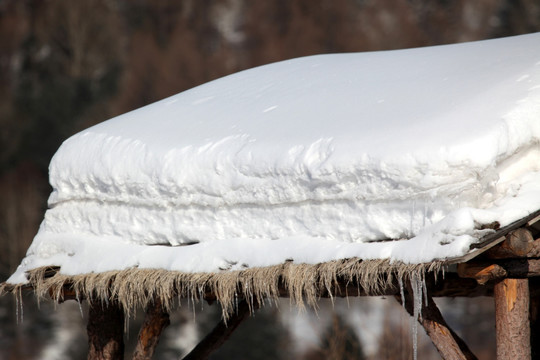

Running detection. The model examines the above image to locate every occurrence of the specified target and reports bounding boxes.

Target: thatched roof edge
[0,259,445,318]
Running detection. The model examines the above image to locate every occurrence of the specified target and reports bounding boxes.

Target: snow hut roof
[3,33,540,311]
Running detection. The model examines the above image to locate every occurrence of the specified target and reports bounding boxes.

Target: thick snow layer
[8,33,540,283]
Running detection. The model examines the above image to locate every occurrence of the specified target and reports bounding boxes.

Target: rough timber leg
[132,298,170,360]
[530,278,540,359]
[397,287,477,360]
[494,278,531,359]
[87,300,124,360]
[182,300,252,360]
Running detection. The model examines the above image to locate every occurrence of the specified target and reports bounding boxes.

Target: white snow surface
[8,33,540,284]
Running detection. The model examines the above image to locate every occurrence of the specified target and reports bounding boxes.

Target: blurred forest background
[1,0,540,359]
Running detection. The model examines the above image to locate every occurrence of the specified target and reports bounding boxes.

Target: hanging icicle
[408,271,428,360]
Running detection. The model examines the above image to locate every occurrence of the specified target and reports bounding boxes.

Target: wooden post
[87,301,124,360]
[529,280,540,360]
[397,285,478,360]
[494,278,531,359]
[182,300,252,360]
[132,298,170,360]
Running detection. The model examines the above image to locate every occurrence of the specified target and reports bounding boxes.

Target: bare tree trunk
[87,301,124,360]
[494,278,531,359]
[132,298,170,360]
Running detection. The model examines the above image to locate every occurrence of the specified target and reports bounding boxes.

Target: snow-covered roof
[5,34,540,294]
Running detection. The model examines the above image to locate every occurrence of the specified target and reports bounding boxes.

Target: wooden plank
[132,298,170,360]
[182,300,253,360]
[527,213,540,227]
[448,210,540,264]
[494,278,531,359]
[87,300,124,360]
[397,283,478,360]
[471,208,540,250]
[446,236,505,264]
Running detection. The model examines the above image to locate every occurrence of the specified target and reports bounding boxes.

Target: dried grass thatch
[1,258,445,319]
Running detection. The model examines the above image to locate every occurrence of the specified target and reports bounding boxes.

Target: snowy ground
[7,32,540,284]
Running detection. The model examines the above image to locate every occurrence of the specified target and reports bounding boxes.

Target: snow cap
[4,33,540,315]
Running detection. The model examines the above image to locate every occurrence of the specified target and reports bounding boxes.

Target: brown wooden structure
[4,209,540,359]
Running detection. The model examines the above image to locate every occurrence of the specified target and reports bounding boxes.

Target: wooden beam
[485,228,535,259]
[494,278,531,359]
[397,284,478,360]
[132,298,170,360]
[87,300,124,360]
[429,273,492,297]
[182,300,253,360]
[457,263,507,285]
[458,258,540,284]
[54,271,490,307]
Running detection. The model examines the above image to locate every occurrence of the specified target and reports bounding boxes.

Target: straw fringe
[0,259,445,319]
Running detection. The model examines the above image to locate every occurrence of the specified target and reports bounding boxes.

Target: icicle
[422,275,428,306]
[19,291,24,324]
[199,286,205,311]
[423,198,427,227]
[189,293,196,320]
[14,293,18,325]
[398,276,406,309]
[410,272,425,360]
[124,315,130,335]
[15,292,20,324]
[246,283,255,312]
[14,289,24,324]
[410,199,416,237]
[77,296,84,319]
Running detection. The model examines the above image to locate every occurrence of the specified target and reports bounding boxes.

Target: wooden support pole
[87,301,124,360]
[494,278,531,359]
[132,298,170,360]
[182,300,252,360]
[529,279,540,360]
[397,287,478,360]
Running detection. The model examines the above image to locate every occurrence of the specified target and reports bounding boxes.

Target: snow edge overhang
[2,208,540,319]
